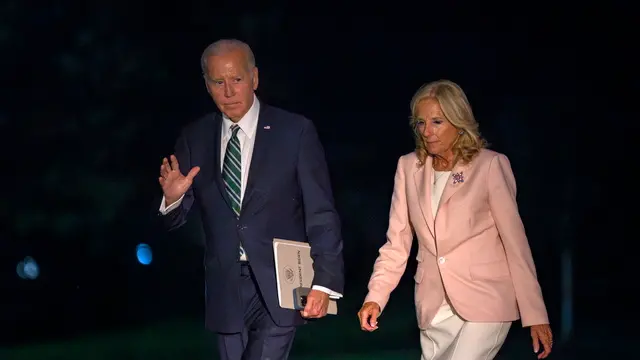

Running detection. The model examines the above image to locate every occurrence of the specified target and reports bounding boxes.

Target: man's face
[204,49,259,122]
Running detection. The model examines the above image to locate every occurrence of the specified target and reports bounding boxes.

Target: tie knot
[230,124,240,136]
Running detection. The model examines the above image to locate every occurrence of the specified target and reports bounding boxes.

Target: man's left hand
[530,323,553,359]
[301,289,329,319]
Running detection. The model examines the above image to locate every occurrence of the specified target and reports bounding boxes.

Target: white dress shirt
[159,95,342,299]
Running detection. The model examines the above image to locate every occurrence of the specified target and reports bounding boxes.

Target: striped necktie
[222,124,246,260]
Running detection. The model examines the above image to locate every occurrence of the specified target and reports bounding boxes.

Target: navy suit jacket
[161,103,345,333]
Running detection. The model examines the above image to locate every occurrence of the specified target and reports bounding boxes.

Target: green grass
[298,350,421,359]
[2,291,560,359]
[2,308,420,360]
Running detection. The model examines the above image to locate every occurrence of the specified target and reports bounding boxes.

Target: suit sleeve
[488,154,549,327]
[159,131,196,231]
[364,157,414,312]
[296,118,345,294]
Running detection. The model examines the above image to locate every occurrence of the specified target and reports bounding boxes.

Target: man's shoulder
[181,112,219,138]
[179,104,313,138]
[262,103,310,129]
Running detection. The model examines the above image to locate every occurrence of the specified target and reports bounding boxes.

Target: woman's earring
[458,130,464,135]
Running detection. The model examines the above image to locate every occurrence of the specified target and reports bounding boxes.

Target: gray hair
[200,39,256,75]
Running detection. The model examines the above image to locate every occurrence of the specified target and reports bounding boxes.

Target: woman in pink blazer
[357,80,553,359]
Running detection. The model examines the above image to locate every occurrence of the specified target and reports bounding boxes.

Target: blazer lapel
[241,106,271,214]
[437,160,471,213]
[413,156,436,239]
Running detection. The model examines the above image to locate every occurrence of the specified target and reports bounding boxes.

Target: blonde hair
[409,79,487,166]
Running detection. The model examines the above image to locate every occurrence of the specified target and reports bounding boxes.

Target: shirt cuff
[312,285,343,300]
[159,195,184,215]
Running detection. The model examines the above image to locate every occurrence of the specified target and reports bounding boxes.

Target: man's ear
[252,67,259,91]
[204,78,213,96]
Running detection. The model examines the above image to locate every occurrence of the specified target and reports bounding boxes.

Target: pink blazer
[364,149,549,329]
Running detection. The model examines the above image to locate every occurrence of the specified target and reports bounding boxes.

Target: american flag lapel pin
[264,125,271,129]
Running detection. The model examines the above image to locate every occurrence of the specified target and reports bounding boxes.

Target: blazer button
[438,257,446,264]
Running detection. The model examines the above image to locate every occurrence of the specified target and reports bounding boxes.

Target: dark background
[1,3,635,359]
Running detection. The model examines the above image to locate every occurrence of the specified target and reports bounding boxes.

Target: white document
[273,238,338,315]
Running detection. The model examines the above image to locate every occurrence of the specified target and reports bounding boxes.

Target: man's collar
[222,94,260,139]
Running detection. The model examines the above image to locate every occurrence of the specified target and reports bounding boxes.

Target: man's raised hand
[159,155,200,204]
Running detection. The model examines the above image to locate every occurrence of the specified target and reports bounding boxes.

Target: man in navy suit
[157,39,344,360]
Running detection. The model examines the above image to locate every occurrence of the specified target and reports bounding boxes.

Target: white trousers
[420,303,511,360]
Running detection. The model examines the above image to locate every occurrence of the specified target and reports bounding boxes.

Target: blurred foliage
[2,4,137,238]
[1,2,384,267]
[1,4,312,246]
[1,3,202,248]
[2,5,584,351]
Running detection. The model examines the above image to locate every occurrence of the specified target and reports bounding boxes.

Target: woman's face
[414,98,459,157]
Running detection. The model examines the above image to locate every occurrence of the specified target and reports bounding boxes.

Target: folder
[273,238,338,315]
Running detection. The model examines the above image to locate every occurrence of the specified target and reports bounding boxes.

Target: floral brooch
[452,171,465,185]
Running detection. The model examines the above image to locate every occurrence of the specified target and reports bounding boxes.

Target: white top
[430,170,454,319]
[431,170,451,217]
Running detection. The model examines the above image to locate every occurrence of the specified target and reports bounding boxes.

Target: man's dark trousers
[215,263,295,360]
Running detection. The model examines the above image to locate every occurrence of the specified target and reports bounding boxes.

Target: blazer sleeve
[487,154,549,327]
[364,156,414,312]
[159,131,196,231]
[296,118,345,294]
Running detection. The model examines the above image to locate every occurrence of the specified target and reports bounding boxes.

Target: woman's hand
[530,323,553,359]
[357,302,381,332]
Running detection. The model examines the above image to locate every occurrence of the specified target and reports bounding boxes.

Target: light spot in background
[136,243,152,265]
[16,256,40,280]
[561,248,573,342]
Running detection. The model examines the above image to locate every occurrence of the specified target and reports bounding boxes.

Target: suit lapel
[433,160,472,253]
[414,156,472,239]
[242,106,271,214]
[211,113,234,211]
[413,156,435,239]
[437,160,470,213]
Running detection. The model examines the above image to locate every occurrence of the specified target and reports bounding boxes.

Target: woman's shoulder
[399,151,418,162]
[471,149,513,170]
[396,149,511,169]
[396,151,420,169]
